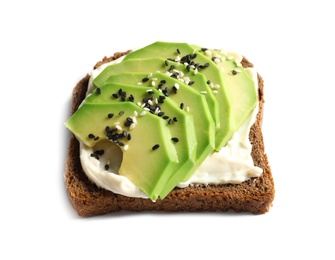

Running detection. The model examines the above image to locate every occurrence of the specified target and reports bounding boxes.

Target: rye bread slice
[65,51,275,216]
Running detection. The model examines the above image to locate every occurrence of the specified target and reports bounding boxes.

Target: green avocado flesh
[103,73,216,198]
[65,102,180,201]
[191,46,258,132]
[123,41,234,150]
[66,41,257,200]
[94,57,219,132]
[105,72,215,161]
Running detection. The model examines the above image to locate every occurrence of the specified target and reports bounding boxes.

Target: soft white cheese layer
[79,52,262,199]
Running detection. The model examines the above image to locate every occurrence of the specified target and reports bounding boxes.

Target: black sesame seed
[168,119,172,124]
[173,117,178,122]
[186,64,190,72]
[177,48,180,54]
[204,62,210,67]
[232,70,238,75]
[108,113,114,119]
[96,149,104,156]
[112,93,119,98]
[191,53,197,59]
[96,87,101,94]
[207,80,211,84]
[104,164,109,170]
[128,94,134,102]
[165,60,169,66]
[163,115,169,120]
[152,144,160,150]
[94,136,100,141]
[127,133,132,140]
[90,153,99,160]
[157,111,165,117]
[160,80,166,84]
[171,137,179,143]
[201,47,208,52]
[88,133,95,139]
[142,77,149,82]
[188,81,194,85]
[118,141,125,146]
[180,103,184,109]
[124,121,132,127]
[119,111,124,115]
[118,88,123,95]
[172,86,178,94]
[169,65,175,71]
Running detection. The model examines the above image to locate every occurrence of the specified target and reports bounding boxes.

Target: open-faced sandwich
[65,41,274,216]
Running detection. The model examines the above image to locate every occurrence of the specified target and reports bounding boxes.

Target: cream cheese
[79,50,262,199]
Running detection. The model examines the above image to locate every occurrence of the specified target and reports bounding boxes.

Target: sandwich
[65,41,275,216]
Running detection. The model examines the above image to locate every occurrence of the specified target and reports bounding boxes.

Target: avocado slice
[191,47,258,132]
[93,58,166,89]
[122,41,234,150]
[65,102,179,201]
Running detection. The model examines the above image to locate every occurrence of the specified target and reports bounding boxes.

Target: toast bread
[65,51,274,216]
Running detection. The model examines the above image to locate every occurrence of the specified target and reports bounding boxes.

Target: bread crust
[65,51,275,216]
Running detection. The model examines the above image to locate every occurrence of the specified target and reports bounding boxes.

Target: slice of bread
[65,51,275,216]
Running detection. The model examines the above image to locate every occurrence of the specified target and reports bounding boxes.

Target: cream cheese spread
[79,51,262,199]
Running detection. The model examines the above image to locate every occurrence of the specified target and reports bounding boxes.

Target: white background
[1,0,334,259]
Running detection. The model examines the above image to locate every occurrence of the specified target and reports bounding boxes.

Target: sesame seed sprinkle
[142,77,149,82]
[140,111,146,116]
[188,81,194,85]
[171,137,179,143]
[152,144,160,150]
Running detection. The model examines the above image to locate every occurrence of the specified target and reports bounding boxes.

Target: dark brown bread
[65,51,274,216]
